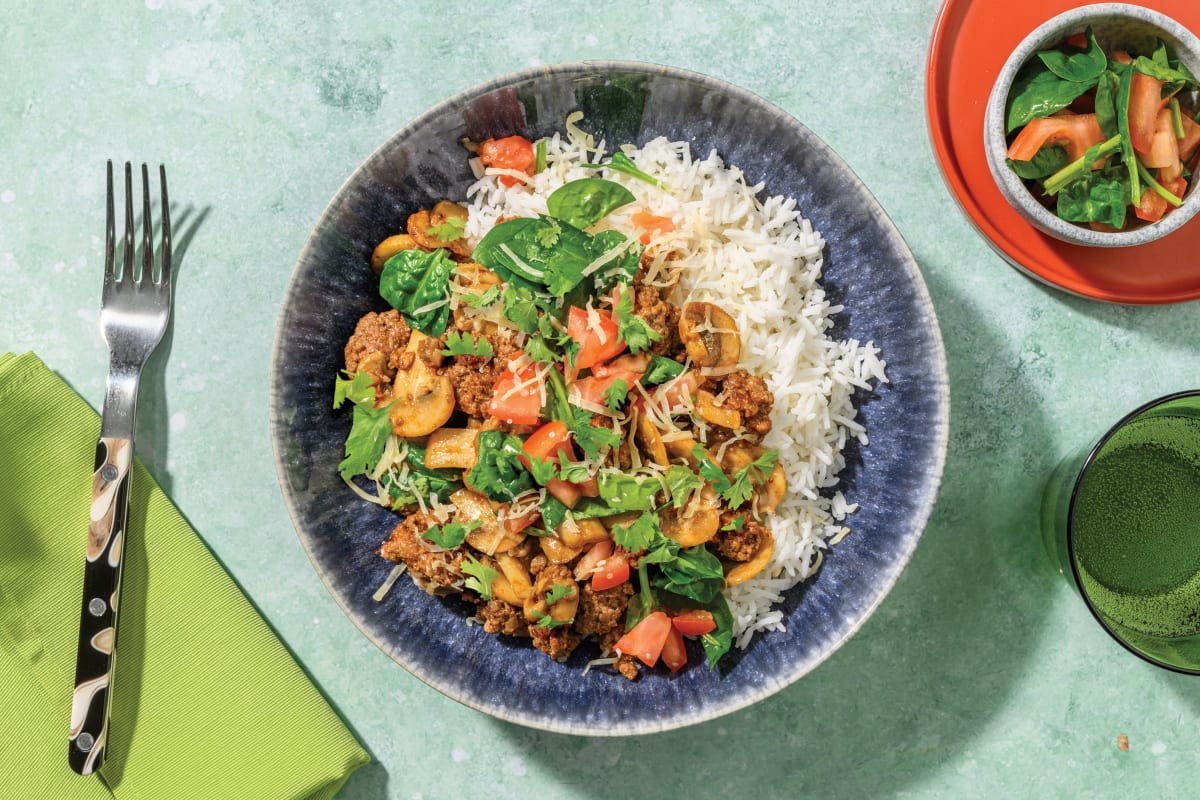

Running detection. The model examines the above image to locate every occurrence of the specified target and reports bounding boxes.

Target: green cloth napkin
[0,352,369,799]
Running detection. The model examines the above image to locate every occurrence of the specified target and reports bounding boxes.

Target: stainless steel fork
[69,161,172,776]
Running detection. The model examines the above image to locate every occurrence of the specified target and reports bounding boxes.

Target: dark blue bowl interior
[269,61,949,734]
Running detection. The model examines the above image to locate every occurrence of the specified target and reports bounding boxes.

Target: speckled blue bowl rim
[269,60,950,735]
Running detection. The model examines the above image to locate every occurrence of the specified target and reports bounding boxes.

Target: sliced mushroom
[387,331,455,437]
[678,302,741,368]
[523,564,579,624]
[557,517,611,550]
[663,433,701,463]
[635,411,670,466]
[409,204,472,258]
[695,389,742,429]
[496,554,533,602]
[425,427,480,470]
[491,574,525,606]
[756,463,787,514]
[540,535,582,564]
[371,233,419,274]
[660,483,721,547]
[451,488,525,555]
[724,526,774,587]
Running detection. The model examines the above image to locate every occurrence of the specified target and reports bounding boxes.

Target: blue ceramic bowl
[269,61,949,734]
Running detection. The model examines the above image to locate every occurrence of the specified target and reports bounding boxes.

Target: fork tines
[104,160,171,287]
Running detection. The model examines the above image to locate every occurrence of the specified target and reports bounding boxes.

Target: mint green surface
[3,2,1199,798]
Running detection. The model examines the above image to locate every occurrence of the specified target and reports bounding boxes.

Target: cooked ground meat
[477,599,529,637]
[716,369,774,435]
[713,510,768,562]
[344,309,412,381]
[615,653,640,680]
[576,582,633,652]
[441,357,500,418]
[634,281,682,357]
[529,624,581,661]
[379,511,463,588]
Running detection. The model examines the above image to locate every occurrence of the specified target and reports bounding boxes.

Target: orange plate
[927,0,1200,304]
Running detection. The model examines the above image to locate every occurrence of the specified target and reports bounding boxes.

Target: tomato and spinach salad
[1005,29,1200,228]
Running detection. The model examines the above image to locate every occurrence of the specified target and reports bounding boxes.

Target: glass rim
[1066,388,1200,675]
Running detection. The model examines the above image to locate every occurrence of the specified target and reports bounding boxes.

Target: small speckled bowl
[984,3,1200,247]
[270,61,949,735]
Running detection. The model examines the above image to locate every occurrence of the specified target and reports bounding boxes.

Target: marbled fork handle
[70,162,171,776]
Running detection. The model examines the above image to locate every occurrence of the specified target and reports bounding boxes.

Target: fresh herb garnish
[544,368,621,460]
[531,609,573,629]
[602,378,629,411]
[613,285,661,354]
[641,354,686,386]
[442,331,494,358]
[524,453,559,485]
[611,512,661,553]
[692,444,732,496]
[580,151,659,186]
[664,464,703,509]
[421,519,481,549]
[458,283,501,309]
[534,138,548,173]
[332,371,396,479]
[461,553,498,600]
[428,215,466,242]
[725,449,780,510]
[379,247,455,337]
[544,582,576,606]
[720,514,746,533]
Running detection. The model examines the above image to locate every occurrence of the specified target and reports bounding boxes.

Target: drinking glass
[1041,390,1200,673]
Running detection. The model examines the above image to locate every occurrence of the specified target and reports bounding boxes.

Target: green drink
[1041,391,1200,673]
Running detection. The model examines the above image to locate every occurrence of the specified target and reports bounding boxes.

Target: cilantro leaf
[642,355,685,386]
[458,283,501,309]
[524,453,559,485]
[502,283,542,334]
[531,609,573,629]
[611,512,660,553]
[544,368,621,461]
[613,285,661,354]
[379,248,455,337]
[467,430,536,501]
[524,335,560,365]
[421,519,480,549]
[603,378,629,411]
[442,331,494,358]
[461,553,498,600]
[724,449,780,510]
[428,215,466,242]
[557,461,592,484]
[664,464,702,509]
[332,371,395,479]
[544,582,577,606]
[692,444,732,496]
[720,514,746,533]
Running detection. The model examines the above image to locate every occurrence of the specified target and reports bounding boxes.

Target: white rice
[463,124,887,650]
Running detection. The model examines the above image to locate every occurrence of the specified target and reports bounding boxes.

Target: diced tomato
[545,478,582,508]
[487,363,543,425]
[593,352,650,378]
[614,611,672,667]
[576,473,600,497]
[575,539,613,580]
[1159,160,1183,184]
[631,211,677,245]
[572,371,640,409]
[1162,175,1188,202]
[567,306,626,370]
[479,135,536,187]
[1112,50,1133,65]
[1129,72,1166,155]
[502,504,540,534]
[521,420,573,464]
[590,548,630,591]
[671,609,717,636]
[650,370,700,412]
[660,626,688,673]
[1064,31,1088,49]
[1178,114,1200,162]
[1143,108,1181,169]
[1007,113,1104,162]
[1135,187,1169,223]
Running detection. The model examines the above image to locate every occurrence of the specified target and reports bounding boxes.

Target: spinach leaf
[587,230,642,294]
[540,495,570,533]
[1037,27,1106,82]
[1042,134,1123,196]
[654,545,726,605]
[383,442,461,507]
[472,217,559,287]
[466,430,535,501]
[597,472,661,512]
[379,248,455,337]
[1094,69,1120,138]
[1006,64,1097,133]
[1007,145,1070,180]
[625,561,657,631]
[1056,166,1129,228]
[547,178,636,229]
[1132,55,1194,86]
